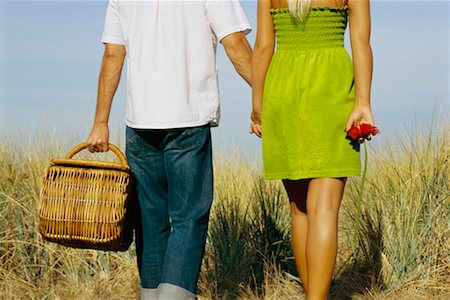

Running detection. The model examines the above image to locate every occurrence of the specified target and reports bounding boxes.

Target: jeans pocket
[126,127,147,158]
[171,126,209,151]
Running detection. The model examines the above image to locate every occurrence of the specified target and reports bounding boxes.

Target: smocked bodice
[271,6,348,51]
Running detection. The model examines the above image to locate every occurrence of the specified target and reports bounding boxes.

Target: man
[86,0,252,299]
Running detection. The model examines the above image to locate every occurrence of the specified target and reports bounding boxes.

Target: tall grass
[0,122,448,299]
[345,124,450,296]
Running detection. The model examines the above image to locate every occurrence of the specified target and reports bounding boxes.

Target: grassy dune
[0,123,448,299]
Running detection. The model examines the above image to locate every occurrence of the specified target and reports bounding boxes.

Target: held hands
[250,110,262,138]
[86,123,109,153]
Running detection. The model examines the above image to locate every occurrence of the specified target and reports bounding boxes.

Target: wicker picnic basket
[38,143,134,251]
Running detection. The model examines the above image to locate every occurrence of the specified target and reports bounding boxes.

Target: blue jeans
[126,125,213,295]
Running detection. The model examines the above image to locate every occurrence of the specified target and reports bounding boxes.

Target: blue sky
[0,1,449,155]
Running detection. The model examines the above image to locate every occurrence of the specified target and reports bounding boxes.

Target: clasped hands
[249,110,262,138]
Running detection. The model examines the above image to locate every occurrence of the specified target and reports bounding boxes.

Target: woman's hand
[250,110,262,138]
[86,123,109,153]
[345,105,374,132]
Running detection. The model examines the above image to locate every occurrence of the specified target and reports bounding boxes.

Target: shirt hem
[101,36,126,45]
[216,24,252,42]
[125,119,218,130]
[263,169,361,181]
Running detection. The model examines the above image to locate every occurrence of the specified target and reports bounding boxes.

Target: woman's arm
[251,0,275,137]
[346,0,374,130]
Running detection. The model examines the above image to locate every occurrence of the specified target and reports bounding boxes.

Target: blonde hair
[288,0,312,21]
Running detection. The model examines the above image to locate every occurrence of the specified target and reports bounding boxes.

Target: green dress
[262,6,360,180]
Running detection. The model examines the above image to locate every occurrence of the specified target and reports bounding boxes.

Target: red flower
[360,123,379,137]
[347,125,361,140]
[347,123,379,143]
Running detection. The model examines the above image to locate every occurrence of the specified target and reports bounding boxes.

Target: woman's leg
[305,177,346,300]
[283,179,310,293]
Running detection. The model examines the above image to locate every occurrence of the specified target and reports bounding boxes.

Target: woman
[251,0,374,299]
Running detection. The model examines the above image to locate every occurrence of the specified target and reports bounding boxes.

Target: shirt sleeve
[101,0,126,45]
[204,0,252,42]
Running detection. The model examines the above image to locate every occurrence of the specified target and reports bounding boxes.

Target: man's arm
[86,43,126,153]
[221,32,252,86]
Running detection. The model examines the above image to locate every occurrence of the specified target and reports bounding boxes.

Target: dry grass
[0,122,448,299]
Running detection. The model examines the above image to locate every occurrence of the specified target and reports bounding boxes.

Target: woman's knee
[306,178,346,216]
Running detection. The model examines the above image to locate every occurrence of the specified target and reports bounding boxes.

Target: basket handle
[65,143,129,166]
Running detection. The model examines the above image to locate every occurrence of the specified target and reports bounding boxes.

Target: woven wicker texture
[38,143,134,251]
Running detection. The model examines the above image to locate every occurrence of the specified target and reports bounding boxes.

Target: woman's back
[271,5,348,52]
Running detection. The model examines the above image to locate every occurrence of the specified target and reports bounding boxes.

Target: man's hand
[86,123,109,153]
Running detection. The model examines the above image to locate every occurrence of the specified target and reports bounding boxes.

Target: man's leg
[159,125,213,298]
[125,127,171,295]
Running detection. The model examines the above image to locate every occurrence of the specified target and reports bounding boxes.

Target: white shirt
[101,0,251,129]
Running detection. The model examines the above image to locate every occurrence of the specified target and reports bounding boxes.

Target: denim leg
[126,126,171,289]
[160,126,213,293]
